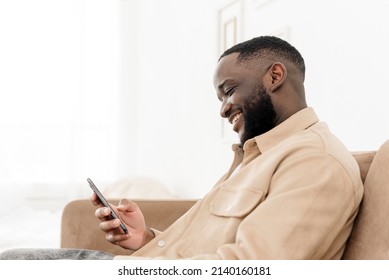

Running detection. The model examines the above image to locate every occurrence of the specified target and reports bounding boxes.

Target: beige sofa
[61,140,389,259]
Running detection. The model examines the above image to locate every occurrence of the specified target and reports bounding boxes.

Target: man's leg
[0,248,114,260]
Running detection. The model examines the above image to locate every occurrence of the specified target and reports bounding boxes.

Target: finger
[105,231,131,245]
[106,232,130,244]
[95,207,111,220]
[99,218,122,232]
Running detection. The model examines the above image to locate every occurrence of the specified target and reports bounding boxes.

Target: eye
[225,87,235,97]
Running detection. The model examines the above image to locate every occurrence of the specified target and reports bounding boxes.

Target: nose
[220,99,232,118]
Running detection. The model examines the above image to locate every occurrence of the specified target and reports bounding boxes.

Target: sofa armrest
[60,199,197,255]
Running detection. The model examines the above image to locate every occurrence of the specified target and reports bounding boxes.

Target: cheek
[232,90,252,106]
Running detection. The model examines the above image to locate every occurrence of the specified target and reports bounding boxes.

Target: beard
[240,83,276,145]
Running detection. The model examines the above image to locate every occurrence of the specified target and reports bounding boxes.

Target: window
[0,0,122,203]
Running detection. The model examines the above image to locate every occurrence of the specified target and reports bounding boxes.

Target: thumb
[117,199,139,213]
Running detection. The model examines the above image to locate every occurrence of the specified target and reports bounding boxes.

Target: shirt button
[157,240,166,247]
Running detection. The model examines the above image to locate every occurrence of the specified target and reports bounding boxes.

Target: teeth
[232,113,241,124]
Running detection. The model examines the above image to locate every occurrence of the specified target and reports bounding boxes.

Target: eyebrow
[217,78,235,91]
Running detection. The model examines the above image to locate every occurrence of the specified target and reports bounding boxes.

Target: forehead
[213,52,267,89]
[213,53,244,87]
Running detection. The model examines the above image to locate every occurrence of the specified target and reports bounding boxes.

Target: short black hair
[219,36,305,79]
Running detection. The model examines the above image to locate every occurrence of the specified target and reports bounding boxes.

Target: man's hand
[91,193,154,250]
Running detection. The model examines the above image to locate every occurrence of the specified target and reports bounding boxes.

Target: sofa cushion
[343,140,389,259]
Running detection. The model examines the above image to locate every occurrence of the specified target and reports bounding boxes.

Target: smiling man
[104,36,364,260]
[0,36,363,260]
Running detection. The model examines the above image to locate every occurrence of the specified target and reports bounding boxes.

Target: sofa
[60,140,389,259]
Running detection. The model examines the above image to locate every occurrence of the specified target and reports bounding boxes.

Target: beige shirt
[116,107,363,259]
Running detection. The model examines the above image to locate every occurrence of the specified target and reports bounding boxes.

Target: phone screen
[87,178,128,234]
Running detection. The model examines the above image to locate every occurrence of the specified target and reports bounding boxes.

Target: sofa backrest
[343,140,389,259]
[61,199,196,255]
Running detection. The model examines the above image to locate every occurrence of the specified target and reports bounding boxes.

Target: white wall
[132,0,233,198]
[243,0,389,151]
[0,0,125,210]
[1,0,389,205]
[126,0,389,198]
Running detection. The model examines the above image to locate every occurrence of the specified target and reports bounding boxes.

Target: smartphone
[87,178,128,234]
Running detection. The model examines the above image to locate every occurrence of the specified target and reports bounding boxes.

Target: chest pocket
[211,188,264,218]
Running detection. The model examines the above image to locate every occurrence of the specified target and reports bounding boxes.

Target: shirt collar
[233,107,319,153]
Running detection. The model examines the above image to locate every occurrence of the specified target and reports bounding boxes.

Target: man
[93,36,363,259]
[0,36,363,259]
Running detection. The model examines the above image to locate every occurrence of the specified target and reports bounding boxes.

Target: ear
[268,62,287,92]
